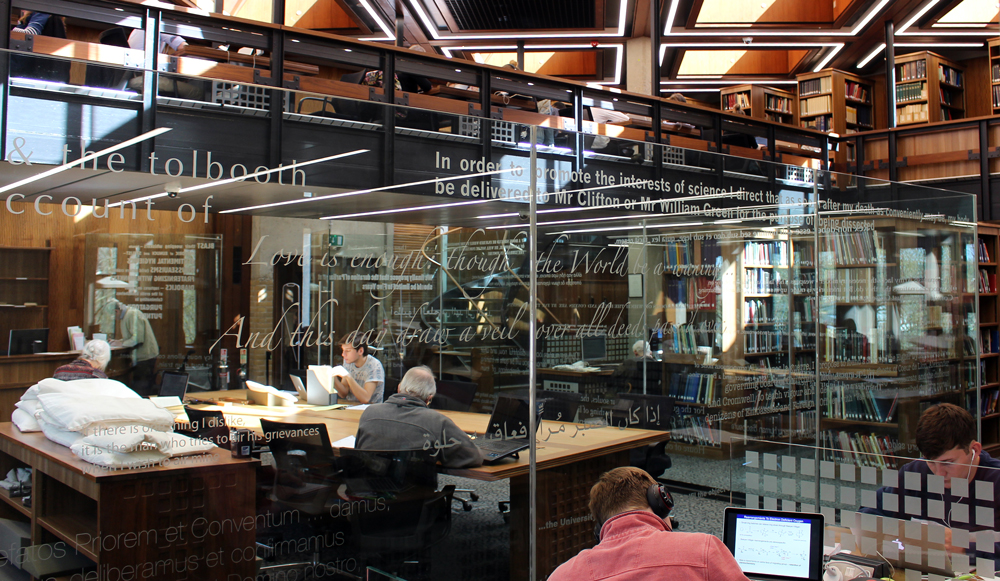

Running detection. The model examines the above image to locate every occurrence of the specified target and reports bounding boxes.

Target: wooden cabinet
[796,69,874,172]
[720,84,797,125]
[893,51,966,125]
[0,247,51,355]
[0,424,257,581]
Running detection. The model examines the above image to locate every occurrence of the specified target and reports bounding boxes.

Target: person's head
[398,365,436,403]
[113,300,128,320]
[632,340,650,358]
[917,403,980,484]
[81,339,111,371]
[337,332,369,365]
[666,93,687,104]
[589,466,658,526]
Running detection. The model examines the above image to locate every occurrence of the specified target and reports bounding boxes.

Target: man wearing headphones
[860,403,1000,556]
[549,466,750,581]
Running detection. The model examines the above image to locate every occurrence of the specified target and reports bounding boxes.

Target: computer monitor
[8,328,48,356]
[580,335,606,362]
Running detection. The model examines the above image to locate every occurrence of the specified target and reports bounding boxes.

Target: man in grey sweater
[355,366,483,468]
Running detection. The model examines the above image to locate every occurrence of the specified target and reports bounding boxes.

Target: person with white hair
[53,339,112,380]
[354,366,483,468]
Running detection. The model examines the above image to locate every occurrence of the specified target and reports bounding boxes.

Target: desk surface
[427,85,536,110]
[187,389,668,481]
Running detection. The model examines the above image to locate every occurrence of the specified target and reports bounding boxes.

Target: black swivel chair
[610,393,674,480]
[338,448,455,578]
[84,27,131,90]
[259,419,339,517]
[182,406,230,450]
[426,379,479,509]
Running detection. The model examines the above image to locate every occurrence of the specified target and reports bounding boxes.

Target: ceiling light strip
[322,198,493,220]
[813,44,844,73]
[407,0,627,41]
[897,0,942,35]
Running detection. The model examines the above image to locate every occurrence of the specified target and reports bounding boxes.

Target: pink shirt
[548,511,751,581]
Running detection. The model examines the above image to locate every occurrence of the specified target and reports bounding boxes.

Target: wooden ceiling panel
[472,50,598,77]
[286,0,359,30]
[695,0,834,26]
[934,0,999,25]
[677,49,801,75]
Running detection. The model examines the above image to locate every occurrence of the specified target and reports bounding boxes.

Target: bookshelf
[893,51,966,125]
[720,84,797,125]
[975,224,1000,455]
[989,38,1000,116]
[796,69,873,171]
[0,247,51,355]
[815,218,971,467]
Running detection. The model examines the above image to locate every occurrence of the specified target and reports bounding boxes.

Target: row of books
[895,81,926,103]
[820,230,879,265]
[821,268,876,302]
[744,269,785,295]
[981,328,1000,354]
[845,81,870,102]
[938,64,963,87]
[994,85,1000,109]
[800,95,832,116]
[744,328,783,355]
[993,63,1000,84]
[664,276,718,309]
[665,372,718,404]
[673,416,722,447]
[940,108,958,121]
[897,103,928,124]
[744,299,774,324]
[765,94,793,114]
[980,389,1000,417]
[897,59,927,82]
[800,77,832,97]
[844,105,871,127]
[822,326,885,363]
[666,324,701,355]
[820,430,895,469]
[800,116,831,132]
[743,240,788,266]
[979,268,997,293]
[979,238,993,263]
[722,92,751,111]
[939,87,960,106]
[825,383,897,422]
[664,239,721,266]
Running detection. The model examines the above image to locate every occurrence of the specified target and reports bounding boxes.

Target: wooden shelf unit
[720,84,797,125]
[975,224,1000,450]
[796,69,874,171]
[0,247,51,355]
[990,38,1000,116]
[893,51,966,125]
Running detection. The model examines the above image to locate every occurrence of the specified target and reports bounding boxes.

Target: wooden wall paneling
[868,73,888,130]
[963,55,992,118]
[991,124,1000,175]
[895,127,980,182]
[863,136,890,181]
[285,0,357,29]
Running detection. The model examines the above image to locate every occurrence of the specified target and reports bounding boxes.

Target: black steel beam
[885,21,895,129]
[268,29,285,169]
[139,8,159,173]
[981,119,991,221]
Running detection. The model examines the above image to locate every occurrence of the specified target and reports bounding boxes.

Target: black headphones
[594,484,675,542]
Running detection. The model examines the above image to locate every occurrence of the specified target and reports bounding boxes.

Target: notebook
[473,395,542,465]
[722,507,825,581]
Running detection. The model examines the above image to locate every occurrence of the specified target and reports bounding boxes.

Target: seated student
[549,466,750,581]
[611,340,656,387]
[355,366,482,468]
[53,339,111,380]
[332,332,385,404]
[125,29,203,100]
[10,11,70,82]
[860,403,1000,555]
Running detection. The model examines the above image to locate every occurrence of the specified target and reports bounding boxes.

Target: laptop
[158,371,190,399]
[472,395,543,465]
[723,507,825,581]
[289,374,308,401]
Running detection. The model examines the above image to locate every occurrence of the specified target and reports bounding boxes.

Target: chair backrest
[260,419,339,513]
[536,390,583,423]
[610,393,674,431]
[339,447,438,493]
[383,376,400,398]
[428,379,477,412]
[340,70,368,84]
[182,406,229,448]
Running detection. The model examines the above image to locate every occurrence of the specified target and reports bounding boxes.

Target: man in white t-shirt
[332,333,385,404]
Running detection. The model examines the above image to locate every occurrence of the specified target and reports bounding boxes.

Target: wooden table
[187,390,669,579]
[428,85,537,111]
[178,45,319,76]
[0,423,257,581]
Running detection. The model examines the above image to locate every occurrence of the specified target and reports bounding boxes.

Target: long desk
[187,390,669,579]
[0,423,257,581]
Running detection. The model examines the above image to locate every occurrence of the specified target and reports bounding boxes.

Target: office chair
[338,448,455,578]
[182,406,230,449]
[84,27,132,90]
[259,419,339,517]
[610,393,674,480]
[426,379,479,509]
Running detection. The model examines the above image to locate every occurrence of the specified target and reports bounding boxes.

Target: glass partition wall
[0,51,985,581]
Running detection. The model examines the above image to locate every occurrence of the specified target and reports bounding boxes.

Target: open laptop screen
[723,508,824,581]
[158,371,190,399]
